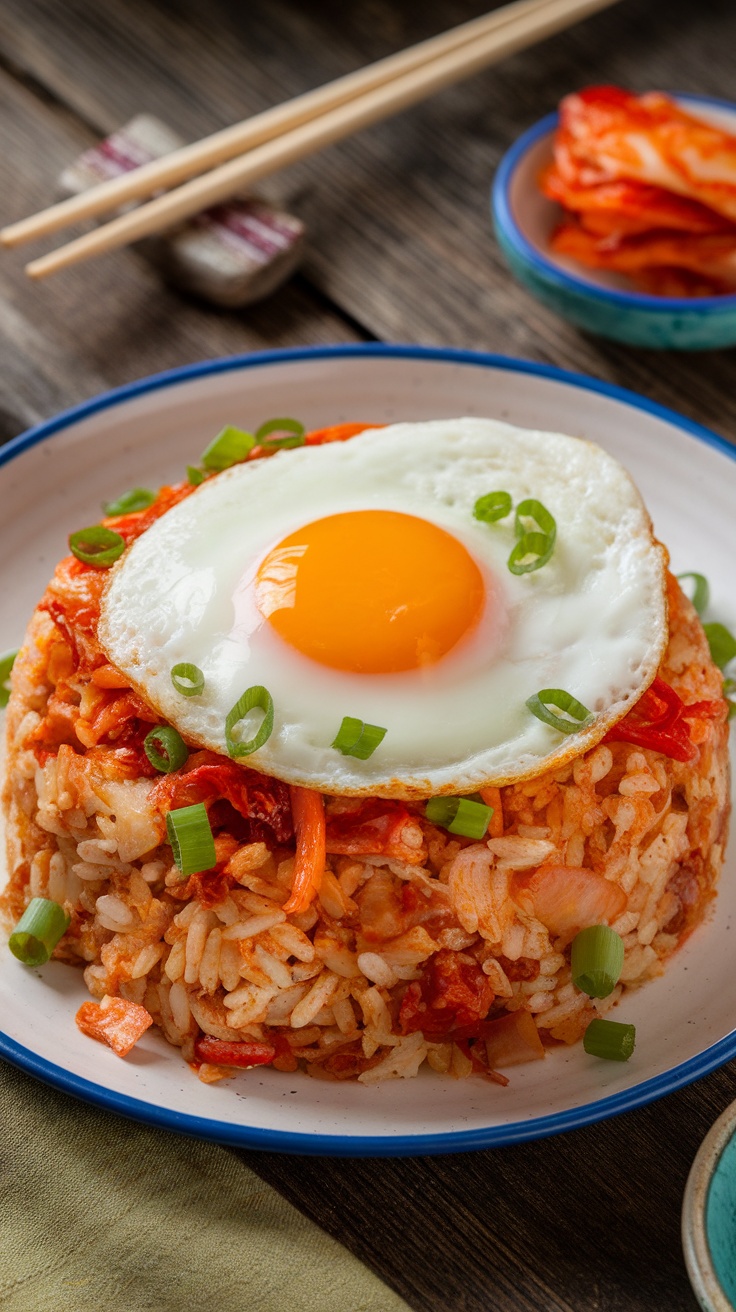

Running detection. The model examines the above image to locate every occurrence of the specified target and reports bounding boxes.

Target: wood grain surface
[1,1,735,1308]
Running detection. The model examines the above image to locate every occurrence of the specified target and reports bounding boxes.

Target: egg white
[98,418,668,797]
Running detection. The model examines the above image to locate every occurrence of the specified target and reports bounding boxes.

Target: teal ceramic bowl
[683,1099,736,1310]
[491,93,736,350]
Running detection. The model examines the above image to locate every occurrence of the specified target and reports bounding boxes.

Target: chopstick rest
[59,115,305,307]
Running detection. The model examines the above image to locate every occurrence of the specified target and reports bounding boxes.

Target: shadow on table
[240,1063,736,1312]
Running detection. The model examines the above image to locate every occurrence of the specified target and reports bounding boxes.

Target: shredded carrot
[282,786,326,915]
[75,994,153,1057]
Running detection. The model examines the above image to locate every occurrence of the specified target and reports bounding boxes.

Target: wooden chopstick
[3,0,587,250]
[19,0,619,280]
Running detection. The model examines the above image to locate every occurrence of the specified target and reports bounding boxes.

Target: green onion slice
[508,530,556,576]
[583,1018,636,1062]
[170,663,205,697]
[0,648,18,709]
[515,498,557,542]
[255,418,305,449]
[425,796,493,840]
[473,491,512,524]
[225,685,274,758]
[187,465,205,486]
[704,621,736,671]
[9,897,70,966]
[571,925,625,999]
[69,525,126,568]
[103,488,156,516]
[166,803,216,879]
[724,677,736,719]
[331,716,387,760]
[144,726,189,774]
[201,425,256,471]
[526,688,595,735]
[677,571,710,616]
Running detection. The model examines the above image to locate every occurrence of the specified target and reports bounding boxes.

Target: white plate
[1,344,734,1156]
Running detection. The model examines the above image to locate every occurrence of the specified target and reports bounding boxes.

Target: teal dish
[492,94,736,350]
[683,1099,736,1310]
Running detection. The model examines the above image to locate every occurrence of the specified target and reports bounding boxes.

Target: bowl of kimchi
[491,88,736,350]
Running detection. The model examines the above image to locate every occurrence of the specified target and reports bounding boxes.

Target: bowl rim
[2,341,736,1156]
[682,1098,736,1312]
[491,91,736,313]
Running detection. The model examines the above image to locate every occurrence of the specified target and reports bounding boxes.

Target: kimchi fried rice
[0,421,731,1086]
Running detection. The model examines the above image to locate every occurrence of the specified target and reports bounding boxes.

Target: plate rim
[2,341,735,1157]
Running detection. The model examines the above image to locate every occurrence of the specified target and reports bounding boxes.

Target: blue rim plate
[492,94,736,348]
[1,343,735,1156]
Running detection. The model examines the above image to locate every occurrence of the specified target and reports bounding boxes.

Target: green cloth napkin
[0,1060,409,1312]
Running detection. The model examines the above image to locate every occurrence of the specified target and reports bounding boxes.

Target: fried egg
[98,418,668,797]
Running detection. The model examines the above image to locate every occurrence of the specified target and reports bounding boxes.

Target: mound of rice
[1,553,730,1084]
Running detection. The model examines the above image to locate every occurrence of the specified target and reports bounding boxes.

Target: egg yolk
[255,509,485,674]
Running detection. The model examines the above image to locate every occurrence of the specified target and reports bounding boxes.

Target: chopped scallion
[724,677,736,719]
[170,663,205,697]
[255,418,305,448]
[508,530,556,576]
[331,716,387,760]
[144,726,189,774]
[571,925,625,999]
[473,491,512,524]
[704,621,736,671]
[201,425,256,471]
[425,796,493,840]
[225,685,274,758]
[69,525,126,568]
[9,897,70,966]
[583,1018,636,1062]
[677,571,710,616]
[187,465,205,486]
[166,803,216,879]
[515,498,556,542]
[507,499,556,575]
[526,688,595,735]
[103,488,156,516]
[0,648,18,708]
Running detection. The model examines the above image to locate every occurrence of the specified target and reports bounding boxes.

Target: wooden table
[1,0,735,1307]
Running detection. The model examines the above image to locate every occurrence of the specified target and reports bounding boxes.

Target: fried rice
[1,503,729,1085]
